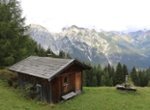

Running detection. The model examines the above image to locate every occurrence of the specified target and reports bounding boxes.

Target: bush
[0,70,39,100]
[22,83,38,99]
[0,69,18,88]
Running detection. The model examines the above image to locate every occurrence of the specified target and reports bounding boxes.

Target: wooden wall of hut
[17,63,83,103]
[51,64,83,103]
[18,73,51,102]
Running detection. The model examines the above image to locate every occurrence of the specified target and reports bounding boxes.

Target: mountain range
[28,24,150,69]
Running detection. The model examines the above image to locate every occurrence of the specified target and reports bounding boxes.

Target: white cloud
[20,0,150,32]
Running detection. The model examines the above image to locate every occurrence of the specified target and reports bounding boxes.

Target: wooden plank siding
[18,73,52,102]
[51,77,61,103]
[50,64,83,103]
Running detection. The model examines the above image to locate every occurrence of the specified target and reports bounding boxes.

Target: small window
[64,76,68,84]
[36,84,42,93]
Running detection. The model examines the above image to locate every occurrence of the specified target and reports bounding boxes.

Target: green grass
[0,80,150,110]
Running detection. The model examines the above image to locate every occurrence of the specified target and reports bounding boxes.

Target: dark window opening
[64,76,68,84]
[36,84,43,100]
[36,84,42,93]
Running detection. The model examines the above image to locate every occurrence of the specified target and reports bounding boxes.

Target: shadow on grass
[115,88,140,96]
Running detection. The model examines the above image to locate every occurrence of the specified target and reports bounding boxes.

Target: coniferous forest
[1,0,150,87]
[84,63,150,87]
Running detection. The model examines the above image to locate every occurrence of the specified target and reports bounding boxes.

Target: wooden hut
[9,56,90,103]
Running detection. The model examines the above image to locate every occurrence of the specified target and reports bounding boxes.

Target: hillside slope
[1,81,150,110]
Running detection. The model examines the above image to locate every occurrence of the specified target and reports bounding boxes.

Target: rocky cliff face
[28,24,150,69]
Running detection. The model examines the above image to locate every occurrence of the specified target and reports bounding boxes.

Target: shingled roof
[8,56,90,80]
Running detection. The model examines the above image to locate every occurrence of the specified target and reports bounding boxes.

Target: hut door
[62,76,69,94]
[75,72,81,92]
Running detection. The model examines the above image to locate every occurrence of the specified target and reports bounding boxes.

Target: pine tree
[114,62,124,85]
[0,0,48,67]
[123,64,128,75]
[137,70,149,87]
[96,64,102,86]
[0,0,25,66]
[130,67,138,85]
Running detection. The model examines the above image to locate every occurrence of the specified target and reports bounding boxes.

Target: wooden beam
[49,82,52,103]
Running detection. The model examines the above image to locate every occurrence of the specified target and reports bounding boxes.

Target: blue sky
[20,0,150,32]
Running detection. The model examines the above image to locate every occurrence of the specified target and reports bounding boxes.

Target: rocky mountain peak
[29,24,49,33]
[28,24,150,69]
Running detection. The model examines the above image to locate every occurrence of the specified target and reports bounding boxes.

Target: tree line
[131,67,150,87]
[83,63,150,87]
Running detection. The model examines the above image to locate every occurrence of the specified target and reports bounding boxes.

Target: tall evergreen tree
[0,0,47,67]
[138,71,149,87]
[123,64,128,75]
[114,62,124,85]
[130,67,138,85]
[0,0,25,66]
[96,64,102,86]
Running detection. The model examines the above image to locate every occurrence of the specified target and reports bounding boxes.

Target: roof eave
[8,68,49,80]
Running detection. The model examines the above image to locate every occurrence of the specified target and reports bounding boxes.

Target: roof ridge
[31,56,74,60]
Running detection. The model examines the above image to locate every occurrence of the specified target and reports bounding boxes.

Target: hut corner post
[48,79,53,103]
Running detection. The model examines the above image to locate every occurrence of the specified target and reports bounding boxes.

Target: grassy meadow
[0,80,150,110]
